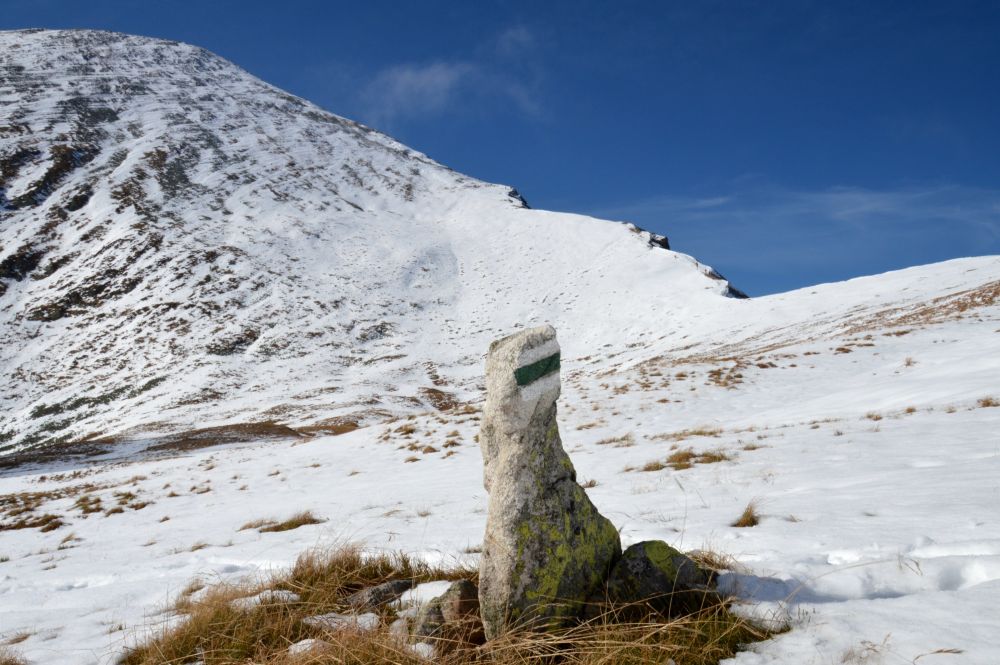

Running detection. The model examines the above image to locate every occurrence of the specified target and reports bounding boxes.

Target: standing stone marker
[478,325,621,639]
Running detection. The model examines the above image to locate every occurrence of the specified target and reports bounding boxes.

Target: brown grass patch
[651,427,723,443]
[419,387,461,412]
[978,396,999,408]
[2,632,32,646]
[1,481,112,529]
[144,422,304,453]
[663,448,732,471]
[706,363,746,389]
[122,544,777,665]
[240,518,278,531]
[395,423,418,436]
[0,646,28,665]
[595,433,635,448]
[123,545,475,665]
[73,494,102,514]
[0,512,64,532]
[257,511,325,533]
[296,415,362,437]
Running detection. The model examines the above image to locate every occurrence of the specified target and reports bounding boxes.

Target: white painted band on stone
[519,370,560,403]
[517,338,560,370]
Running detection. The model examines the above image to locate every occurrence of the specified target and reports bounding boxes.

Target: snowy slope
[1,255,998,665]
[2,28,1000,665]
[0,29,739,456]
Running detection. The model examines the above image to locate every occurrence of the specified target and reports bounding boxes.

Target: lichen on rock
[478,325,621,639]
[602,540,714,619]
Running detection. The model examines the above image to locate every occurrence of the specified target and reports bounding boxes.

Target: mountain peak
[1,29,740,456]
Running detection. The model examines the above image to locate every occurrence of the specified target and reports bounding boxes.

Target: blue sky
[4,0,999,295]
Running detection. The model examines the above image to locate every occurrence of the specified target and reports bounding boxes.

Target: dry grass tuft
[239,517,277,531]
[731,501,760,528]
[123,543,777,665]
[123,545,476,665]
[0,512,64,532]
[686,550,739,575]
[697,450,731,465]
[73,494,102,514]
[258,511,325,533]
[473,603,775,665]
[663,448,732,471]
[651,427,723,443]
[978,396,999,408]
[1,633,32,646]
[595,433,635,448]
[0,646,27,665]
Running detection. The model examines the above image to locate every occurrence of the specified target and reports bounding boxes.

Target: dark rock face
[507,188,529,208]
[603,540,714,618]
[647,232,670,250]
[0,244,47,281]
[703,267,750,299]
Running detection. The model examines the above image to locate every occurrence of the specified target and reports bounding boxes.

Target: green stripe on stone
[515,352,561,387]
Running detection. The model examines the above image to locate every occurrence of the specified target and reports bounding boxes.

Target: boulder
[437,579,479,624]
[344,579,413,610]
[602,540,714,618]
[411,599,445,640]
[409,579,485,655]
[301,611,379,631]
[478,325,621,638]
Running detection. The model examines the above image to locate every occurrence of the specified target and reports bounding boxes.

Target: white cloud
[495,25,535,57]
[361,61,476,124]
[359,26,542,126]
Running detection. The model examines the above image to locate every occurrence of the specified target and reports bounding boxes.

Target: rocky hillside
[0,29,743,456]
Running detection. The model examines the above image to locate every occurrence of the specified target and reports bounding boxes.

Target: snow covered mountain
[0,28,742,457]
[2,28,1000,665]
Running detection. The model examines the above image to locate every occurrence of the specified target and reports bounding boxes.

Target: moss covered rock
[603,540,714,618]
[478,326,621,639]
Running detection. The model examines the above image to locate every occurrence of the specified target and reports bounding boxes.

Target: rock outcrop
[602,540,714,619]
[478,325,621,638]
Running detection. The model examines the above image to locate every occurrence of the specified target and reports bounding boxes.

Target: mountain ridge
[1,28,743,455]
